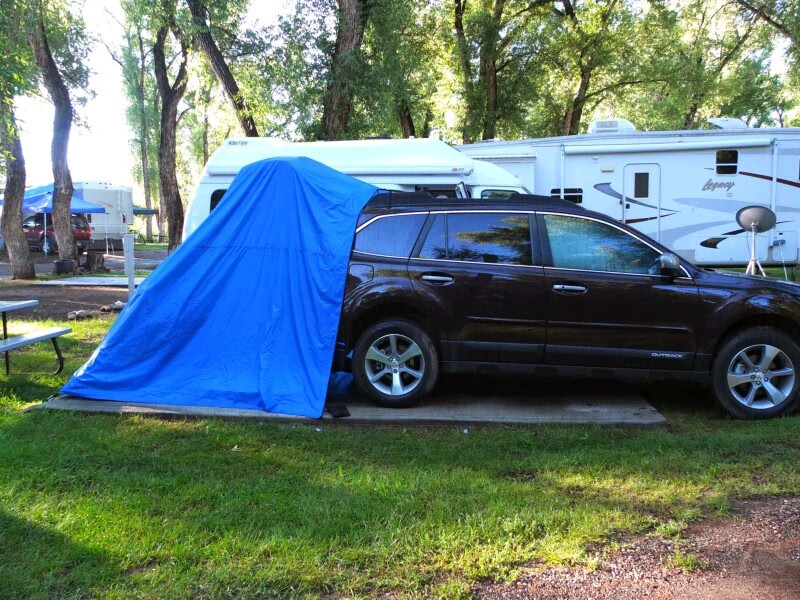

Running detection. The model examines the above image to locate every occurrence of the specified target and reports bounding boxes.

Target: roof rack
[363,191,585,210]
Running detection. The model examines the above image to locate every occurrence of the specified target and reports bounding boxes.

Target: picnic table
[0,300,71,375]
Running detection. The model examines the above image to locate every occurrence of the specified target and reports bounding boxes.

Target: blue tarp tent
[61,157,378,418]
[0,184,106,214]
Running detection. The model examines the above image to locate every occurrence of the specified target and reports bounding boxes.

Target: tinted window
[22,216,37,227]
[71,216,89,228]
[447,213,532,265]
[544,214,660,274]
[354,214,426,258]
[716,150,738,175]
[419,214,446,259]
[634,173,649,198]
[210,189,227,212]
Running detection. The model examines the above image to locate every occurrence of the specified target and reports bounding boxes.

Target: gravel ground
[474,497,800,600]
[0,282,126,321]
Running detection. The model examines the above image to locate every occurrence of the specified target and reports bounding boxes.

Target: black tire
[352,319,439,408]
[41,235,57,256]
[711,326,800,419]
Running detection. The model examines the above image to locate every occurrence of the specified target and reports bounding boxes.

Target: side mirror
[657,253,682,279]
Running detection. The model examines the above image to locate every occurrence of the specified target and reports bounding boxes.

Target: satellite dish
[736,205,776,233]
[735,205,776,276]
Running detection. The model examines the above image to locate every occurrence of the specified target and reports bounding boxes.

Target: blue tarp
[61,157,378,418]
[0,184,106,214]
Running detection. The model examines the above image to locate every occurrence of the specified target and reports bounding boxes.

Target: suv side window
[543,214,660,275]
[419,212,533,265]
[354,214,427,258]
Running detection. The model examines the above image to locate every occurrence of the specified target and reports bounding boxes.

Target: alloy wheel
[727,344,796,410]
[364,333,425,396]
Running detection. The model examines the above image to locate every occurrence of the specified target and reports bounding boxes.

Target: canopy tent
[12,184,106,214]
[61,157,378,418]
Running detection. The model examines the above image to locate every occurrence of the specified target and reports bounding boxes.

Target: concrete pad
[36,276,145,287]
[32,380,666,427]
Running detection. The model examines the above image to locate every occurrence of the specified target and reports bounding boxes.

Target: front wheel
[352,319,439,408]
[711,327,800,419]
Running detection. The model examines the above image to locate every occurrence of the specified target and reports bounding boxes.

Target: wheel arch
[346,302,446,359]
[712,314,800,365]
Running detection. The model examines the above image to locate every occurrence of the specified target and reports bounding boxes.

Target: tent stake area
[33,379,666,427]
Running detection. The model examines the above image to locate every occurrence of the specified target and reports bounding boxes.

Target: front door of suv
[538,212,701,370]
[407,211,547,364]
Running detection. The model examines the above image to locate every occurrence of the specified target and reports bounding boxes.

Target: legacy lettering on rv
[702,179,735,192]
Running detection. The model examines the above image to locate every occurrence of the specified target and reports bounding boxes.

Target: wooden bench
[0,300,72,375]
[0,327,72,375]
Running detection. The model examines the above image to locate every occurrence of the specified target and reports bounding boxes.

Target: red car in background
[22,213,92,255]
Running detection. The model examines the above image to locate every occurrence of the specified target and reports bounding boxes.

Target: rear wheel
[711,327,800,419]
[352,319,438,408]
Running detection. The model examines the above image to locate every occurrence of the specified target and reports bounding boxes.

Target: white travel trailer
[459,118,800,267]
[183,137,528,238]
[73,182,134,251]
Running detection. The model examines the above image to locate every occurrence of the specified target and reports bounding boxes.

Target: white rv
[183,137,528,238]
[73,182,134,251]
[459,118,800,267]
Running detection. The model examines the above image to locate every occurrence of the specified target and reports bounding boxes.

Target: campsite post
[123,233,135,296]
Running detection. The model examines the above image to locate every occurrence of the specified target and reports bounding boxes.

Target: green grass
[134,242,168,251]
[0,318,799,598]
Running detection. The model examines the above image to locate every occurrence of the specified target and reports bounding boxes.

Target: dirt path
[0,282,127,321]
[474,497,800,600]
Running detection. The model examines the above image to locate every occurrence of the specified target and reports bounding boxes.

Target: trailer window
[716,150,738,175]
[634,173,649,198]
[550,188,583,204]
[480,189,517,200]
[210,189,227,212]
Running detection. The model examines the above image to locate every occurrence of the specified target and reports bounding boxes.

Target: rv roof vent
[587,119,636,134]
[708,117,748,130]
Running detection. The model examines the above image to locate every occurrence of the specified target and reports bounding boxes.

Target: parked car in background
[22,213,92,255]
[336,192,800,419]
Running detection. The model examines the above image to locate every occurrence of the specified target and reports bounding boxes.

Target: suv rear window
[71,216,89,229]
[354,214,426,258]
[419,212,532,265]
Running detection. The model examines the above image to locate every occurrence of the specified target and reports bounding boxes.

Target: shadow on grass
[0,509,119,598]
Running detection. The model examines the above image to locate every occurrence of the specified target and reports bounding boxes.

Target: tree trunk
[137,30,154,242]
[562,68,592,136]
[185,0,259,137]
[0,109,35,280]
[396,97,416,138]
[454,0,476,144]
[481,58,498,140]
[30,18,76,265]
[153,22,188,250]
[683,100,700,129]
[321,0,374,140]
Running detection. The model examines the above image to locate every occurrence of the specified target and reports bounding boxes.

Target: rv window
[716,150,738,175]
[481,189,517,200]
[634,173,649,198]
[354,214,427,258]
[446,213,532,265]
[210,189,227,212]
[549,188,583,204]
[417,187,457,199]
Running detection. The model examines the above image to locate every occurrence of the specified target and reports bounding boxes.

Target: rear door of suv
[407,210,547,364]
[537,211,701,370]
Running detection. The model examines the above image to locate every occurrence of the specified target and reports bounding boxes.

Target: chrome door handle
[552,284,587,295]
[421,274,454,284]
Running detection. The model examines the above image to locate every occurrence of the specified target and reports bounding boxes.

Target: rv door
[622,164,662,241]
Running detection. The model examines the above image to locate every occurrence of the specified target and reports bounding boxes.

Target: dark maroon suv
[335,193,800,419]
